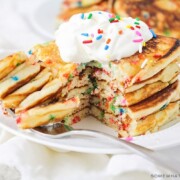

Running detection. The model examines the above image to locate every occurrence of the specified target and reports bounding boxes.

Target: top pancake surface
[112,35,179,85]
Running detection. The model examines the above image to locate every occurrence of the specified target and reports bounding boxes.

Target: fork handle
[52,129,180,173]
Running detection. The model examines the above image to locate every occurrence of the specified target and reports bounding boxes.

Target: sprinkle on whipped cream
[55,11,153,63]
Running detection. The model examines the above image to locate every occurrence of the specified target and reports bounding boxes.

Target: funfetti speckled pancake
[17,97,80,129]
[91,101,179,137]
[114,36,180,87]
[0,52,27,81]
[127,80,180,120]
[124,60,179,93]
[111,0,180,38]
[2,68,52,109]
[0,64,41,99]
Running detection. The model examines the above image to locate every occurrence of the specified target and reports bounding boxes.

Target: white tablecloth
[0,0,177,179]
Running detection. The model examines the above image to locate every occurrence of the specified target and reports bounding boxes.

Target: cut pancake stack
[91,35,180,137]
[0,36,179,137]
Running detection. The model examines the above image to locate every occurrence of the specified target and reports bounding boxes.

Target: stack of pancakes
[90,36,180,137]
[57,0,180,38]
[0,42,91,129]
[0,36,179,137]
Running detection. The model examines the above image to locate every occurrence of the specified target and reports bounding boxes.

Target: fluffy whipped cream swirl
[55,11,153,63]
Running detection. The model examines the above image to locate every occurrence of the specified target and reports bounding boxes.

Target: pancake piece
[91,102,179,137]
[57,1,108,23]
[120,102,179,137]
[15,79,63,113]
[95,76,177,107]
[128,80,180,119]
[113,36,180,87]
[17,97,80,129]
[124,60,180,93]
[0,52,27,80]
[113,0,180,38]
[2,68,52,108]
[0,64,41,99]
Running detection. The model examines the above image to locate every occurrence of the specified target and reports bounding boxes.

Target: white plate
[0,107,180,154]
[1,0,180,154]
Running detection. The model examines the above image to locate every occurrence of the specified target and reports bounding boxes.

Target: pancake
[0,64,41,99]
[128,80,180,119]
[91,80,180,120]
[91,101,179,137]
[123,60,180,93]
[121,102,179,137]
[95,75,178,107]
[57,1,108,23]
[62,0,104,9]
[15,79,63,113]
[2,68,52,109]
[17,97,80,129]
[113,36,180,87]
[112,0,180,38]
[0,52,27,80]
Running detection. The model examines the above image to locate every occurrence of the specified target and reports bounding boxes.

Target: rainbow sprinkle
[119,108,125,115]
[91,33,94,37]
[49,114,56,121]
[88,13,93,19]
[139,43,143,53]
[136,31,142,36]
[11,76,19,81]
[104,45,109,50]
[154,54,162,58]
[126,25,131,28]
[81,13,84,19]
[150,29,157,38]
[76,1,82,7]
[121,99,126,106]
[160,103,168,111]
[106,38,111,44]
[16,116,21,124]
[118,30,123,35]
[141,59,148,69]
[96,35,103,40]
[83,40,93,44]
[109,18,115,22]
[125,136,133,142]
[134,22,140,25]
[98,29,103,34]
[133,39,143,43]
[28,50,32,55]
[116,15,120,20]
[81,33,89,37]
[16,62,21,67]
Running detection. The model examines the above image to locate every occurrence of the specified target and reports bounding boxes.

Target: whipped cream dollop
[55,11,153,63]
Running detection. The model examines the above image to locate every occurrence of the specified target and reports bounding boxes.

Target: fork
[6,109,180,174]
[31,122,180,174]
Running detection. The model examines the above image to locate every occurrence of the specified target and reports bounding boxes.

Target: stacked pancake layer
[0,36,179,137]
